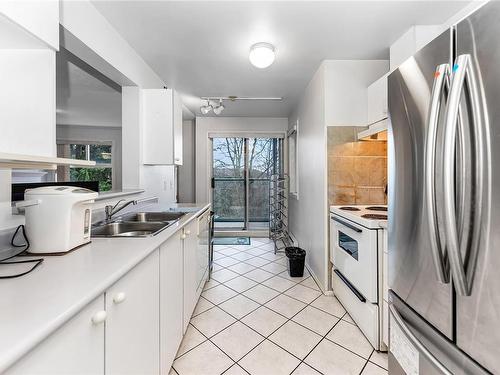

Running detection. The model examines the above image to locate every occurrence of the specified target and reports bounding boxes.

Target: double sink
[92,212,185,238]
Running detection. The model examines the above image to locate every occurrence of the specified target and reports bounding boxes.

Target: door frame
[208,131,287,236]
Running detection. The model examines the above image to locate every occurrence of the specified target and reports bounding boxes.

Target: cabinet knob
[181,233,187,240]
[91,310,107,325]
[175,158,180,162]
[113,292,127,304]
[185,230,191,235]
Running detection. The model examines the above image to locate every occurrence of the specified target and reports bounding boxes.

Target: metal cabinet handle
[425,63,450,284]
[91,310,107,325]
[443,54,485,296]
[389,304,452,375]
[185,230,191,236]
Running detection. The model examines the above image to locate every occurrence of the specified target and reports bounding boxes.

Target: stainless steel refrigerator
[388,2,500,374]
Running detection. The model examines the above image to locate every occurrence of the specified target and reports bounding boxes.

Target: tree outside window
[57,143,113,191]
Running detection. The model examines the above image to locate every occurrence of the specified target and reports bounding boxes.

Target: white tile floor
[171,238,388,375]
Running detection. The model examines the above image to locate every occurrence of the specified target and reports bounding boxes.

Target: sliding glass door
[212,136,282,231]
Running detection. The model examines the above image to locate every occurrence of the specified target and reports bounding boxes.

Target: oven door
[330,214,378,303]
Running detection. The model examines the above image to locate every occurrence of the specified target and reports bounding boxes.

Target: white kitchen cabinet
[367,74,388,124]
[143,88,183,165]
[196,209,210,294]
[5,296,105,375]
[160,232,184,374]
[105,250,160,375]
[182,219,199,333]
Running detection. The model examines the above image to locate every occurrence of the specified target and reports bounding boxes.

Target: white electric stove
[329,204,387,351]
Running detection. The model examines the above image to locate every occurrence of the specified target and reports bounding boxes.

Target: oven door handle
[330,216,362,233]
[334,269,366,303]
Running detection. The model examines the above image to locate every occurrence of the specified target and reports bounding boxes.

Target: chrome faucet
[104,199,137,221]
[104,196,159,221]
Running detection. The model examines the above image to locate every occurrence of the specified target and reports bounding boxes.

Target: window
[288,120,299,198]
[57,143,113,191]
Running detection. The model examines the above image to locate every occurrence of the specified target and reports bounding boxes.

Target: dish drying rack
[269,174,291,254]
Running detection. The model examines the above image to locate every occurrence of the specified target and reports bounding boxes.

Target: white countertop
[0,203,210,372]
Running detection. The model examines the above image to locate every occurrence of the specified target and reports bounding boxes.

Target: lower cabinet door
[196,210,210,294]
[5,295,105,375]
[160,232,184,373]
[183,220,199,333]
[105,250,160,375]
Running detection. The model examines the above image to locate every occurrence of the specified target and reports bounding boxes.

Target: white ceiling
[92,1,470,117]
[56,51,122,127]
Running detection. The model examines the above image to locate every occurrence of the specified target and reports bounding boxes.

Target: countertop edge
[0,203,210,373]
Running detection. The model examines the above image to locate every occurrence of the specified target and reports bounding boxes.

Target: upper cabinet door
[5,295,105,375]
[173,90,183,165]
[105,250,160,375]
[143,88,183,165]
[367,75,388,124]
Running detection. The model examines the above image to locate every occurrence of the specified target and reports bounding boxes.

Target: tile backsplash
[327,126,387,205]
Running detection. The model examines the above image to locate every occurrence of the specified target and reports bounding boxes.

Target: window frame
[288,120,299,200]
[56,139,115,191]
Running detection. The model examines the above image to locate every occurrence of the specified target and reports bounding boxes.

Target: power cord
[0,225,43,279]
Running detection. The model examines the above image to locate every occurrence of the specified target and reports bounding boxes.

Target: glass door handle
[425,63,450,284]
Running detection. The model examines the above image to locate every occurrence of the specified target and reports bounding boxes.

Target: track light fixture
[199,96,283,115]
[213,99,225,115]
[200,100,213,115]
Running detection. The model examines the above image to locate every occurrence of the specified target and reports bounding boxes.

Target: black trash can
[285,247,306,277]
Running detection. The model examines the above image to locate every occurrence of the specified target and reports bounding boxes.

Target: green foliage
[70,167,112,192]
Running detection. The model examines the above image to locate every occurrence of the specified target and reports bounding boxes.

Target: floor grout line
[174,240,387,375]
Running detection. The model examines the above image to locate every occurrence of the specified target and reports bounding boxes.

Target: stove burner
[339,207,361,211]
[366,206,387,212]
[362,214,388,220]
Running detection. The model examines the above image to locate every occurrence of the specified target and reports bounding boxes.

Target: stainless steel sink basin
[91,222,169,237]
[121,211,185,223]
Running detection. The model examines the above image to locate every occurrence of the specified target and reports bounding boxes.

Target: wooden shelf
[0,152,96,169]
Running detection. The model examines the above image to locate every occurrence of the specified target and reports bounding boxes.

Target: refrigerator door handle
[389,304,453,375]
[443,54,485,296]
[425,63,450,284]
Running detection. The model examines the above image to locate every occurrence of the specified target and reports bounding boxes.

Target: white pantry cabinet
[5,296,105,375]
[367,74,388,124]
[182,218,199,333]
[142,88,183,165]
[105,250,160,375]
[160,232,184,373]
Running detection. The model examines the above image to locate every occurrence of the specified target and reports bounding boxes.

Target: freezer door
[454,2,500,372]
[389,292,489,375]
[388,29,453,339]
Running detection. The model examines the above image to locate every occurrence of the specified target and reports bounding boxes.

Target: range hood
[357,119,388,141]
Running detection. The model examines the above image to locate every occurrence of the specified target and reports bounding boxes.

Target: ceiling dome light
[213,99,225,115]
[200,100,213,115]
[249,42,275,69]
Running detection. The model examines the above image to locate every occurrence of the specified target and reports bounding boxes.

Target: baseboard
[306,263,330,295]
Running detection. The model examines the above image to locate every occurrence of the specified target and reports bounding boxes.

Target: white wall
[178,120,196,203]
[288,63,327,291]
[289,60,388,292]
[0,0,59,49]
[324,60,389,126]
[59,0,163,89]
[195,117,288,203]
